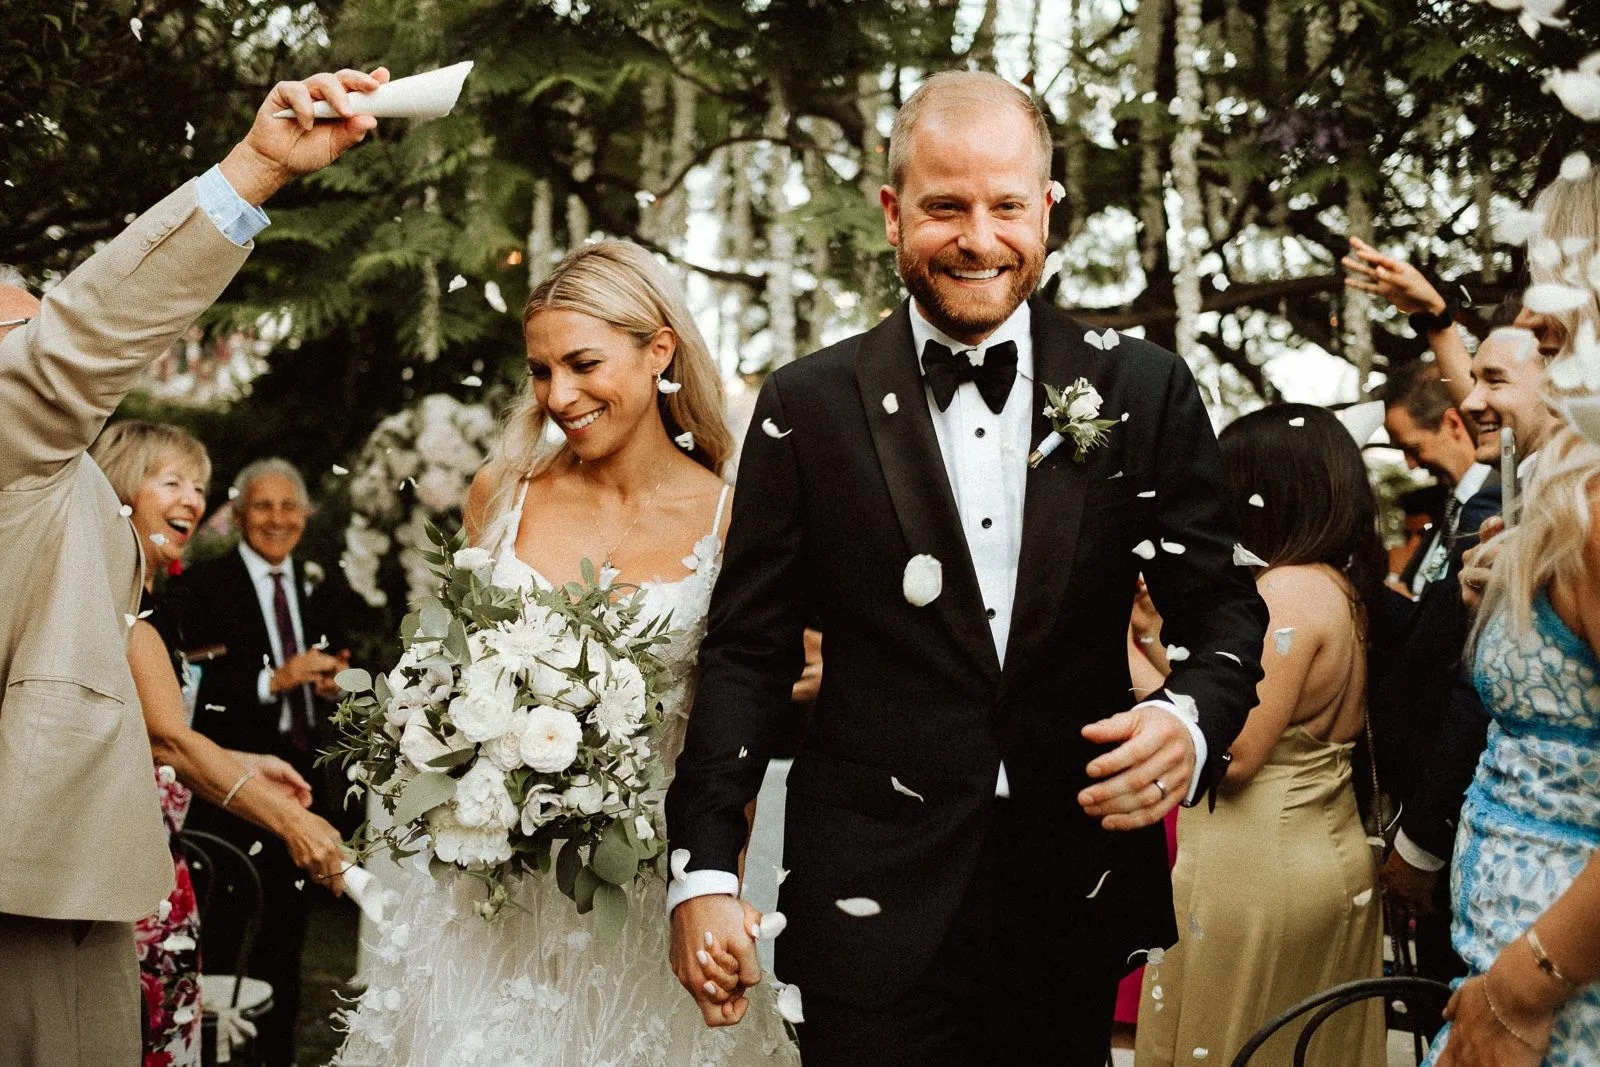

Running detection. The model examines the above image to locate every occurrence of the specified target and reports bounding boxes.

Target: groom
[665,71,1268,1064]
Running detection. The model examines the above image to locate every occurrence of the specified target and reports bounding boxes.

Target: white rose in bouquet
[484,709,531,771]
[484,610,564,674]
[399,716,471,772]
[452,546,494,573]
[384,684,433,730]
[592,659,647,740]
[520,706,582,773]
[451,662,518,743]
[562,775,606,816]
[428,805,513,866]
[454,761,518,830]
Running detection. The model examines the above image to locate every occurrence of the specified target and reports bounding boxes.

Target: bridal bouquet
[326,523,679,933]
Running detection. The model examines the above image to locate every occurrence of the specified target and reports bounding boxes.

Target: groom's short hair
[887,71,1051,190]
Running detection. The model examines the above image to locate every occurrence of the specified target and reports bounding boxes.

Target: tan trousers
[0,912,140,1066]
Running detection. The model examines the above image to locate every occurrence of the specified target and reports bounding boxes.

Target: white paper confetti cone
[274,61,474,120]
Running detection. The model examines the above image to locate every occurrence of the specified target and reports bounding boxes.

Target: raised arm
[1343,236,1473,406]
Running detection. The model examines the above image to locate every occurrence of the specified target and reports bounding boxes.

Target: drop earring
[655,370,682,395]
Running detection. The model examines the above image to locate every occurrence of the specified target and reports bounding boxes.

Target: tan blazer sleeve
[0,179,252,490]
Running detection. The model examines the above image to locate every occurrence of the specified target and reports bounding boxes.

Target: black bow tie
[921,339,1019,415]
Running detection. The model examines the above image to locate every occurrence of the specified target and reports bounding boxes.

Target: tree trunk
[1170,0,1205,366]
[765,95,798,369]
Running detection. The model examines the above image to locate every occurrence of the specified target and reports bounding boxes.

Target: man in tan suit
[0,67,387,1066]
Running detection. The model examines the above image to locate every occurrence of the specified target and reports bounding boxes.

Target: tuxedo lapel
[1003,302,1099,684]
[854,305,1001,683]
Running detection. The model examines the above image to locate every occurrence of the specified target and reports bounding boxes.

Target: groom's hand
[1077,706,1195,830]
[670,894,763,1027]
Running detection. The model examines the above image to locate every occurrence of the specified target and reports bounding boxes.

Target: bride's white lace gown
[333,484,798,1066]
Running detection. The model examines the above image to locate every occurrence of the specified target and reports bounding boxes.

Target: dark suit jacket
[173,548,348,795]
[665,299,1269,1006]
[1397,472,1501,594]
[1367,475,1501,841]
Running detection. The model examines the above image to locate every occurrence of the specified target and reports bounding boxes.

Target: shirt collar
[239,541,294,583]
[908,299,1034,381]
[1453,462,1492,504]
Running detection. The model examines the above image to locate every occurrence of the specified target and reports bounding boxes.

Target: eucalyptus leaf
[418,600,450,639]
[593,882,628,942]
[591,821,639,886]
[425,746,476,770]
[444,617,471,663]
[555,838,581,898]
[392,771,457,826]
[335,667,373,693]
[372,671,394,705]
[574,865,601,914]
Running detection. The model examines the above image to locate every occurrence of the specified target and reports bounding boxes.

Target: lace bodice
[481,480,728,783]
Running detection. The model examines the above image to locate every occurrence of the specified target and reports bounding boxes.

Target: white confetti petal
[123,614,137,628]
[1193,1049,1209,1060]
[331,463,349,475]
[674,431,695,450]
[1107,470,1124,480]
[1525,282,1592,314]
[157,900,172,922]
[1132,540,1156,560]
[670,849,691,881]
[758,911,787,939]
[130,17,143,39]
[1563,236,1592,258]
[966,347,986,367]
[635,189,658,207]
[294,879,305,890]
[1151,984,1164,1001]
[157,765,176,785]
[1530,238,1563,270]
[1168,691,1199,723]
[1137,490,1156,499]
[483,281,508,313]
[228,486,240,500]
[882,392,899,414]
[148,532,168,546]
[902,554,942,607]
[460,375,483,387]
[776,982,805,1024]
[1274,627,1295,654]
[836,897,882,917]
[184,122,195,142]
[738,746,748,758]
[1288,416,1305,427]
[775,866,790,885]
[1160,539,1186,555]
[1121,412,1130,422]
[1497,207,1548,246]
[447,274,467,293]
[1352,888,1374,906]
[1165,645,1190,662]
[248,841,263,856]
[1248,493,1264,508]
[204,703,225,713]
[1216,651,1242,665]
[1147,946,1166,966]
[1085,870,1111,898]
[890,776,925,802]
[1232,543,1270,568]
[761,418,792,439]
[119,504,134,517]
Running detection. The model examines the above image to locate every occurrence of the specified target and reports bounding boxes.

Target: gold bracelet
[1528,929,1579,991]
[1480,973,1540,1054]
[221,769,256,810]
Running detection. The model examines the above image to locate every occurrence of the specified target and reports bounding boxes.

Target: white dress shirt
[239,542,312,734]
[1409,462,1491,596]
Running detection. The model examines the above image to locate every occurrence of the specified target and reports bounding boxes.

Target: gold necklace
[583,464,668,577]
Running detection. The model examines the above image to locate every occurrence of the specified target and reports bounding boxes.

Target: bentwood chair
[1229,976,1452,1067]
[177,828,276,1065]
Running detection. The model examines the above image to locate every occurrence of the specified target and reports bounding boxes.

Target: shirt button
[986,608,997,620]
[974,427,987,438]
[981,517,993,529]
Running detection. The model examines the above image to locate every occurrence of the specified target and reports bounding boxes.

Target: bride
[334,241,798,1065]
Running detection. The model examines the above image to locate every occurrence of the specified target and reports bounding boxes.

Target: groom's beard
[898,244,1044,342]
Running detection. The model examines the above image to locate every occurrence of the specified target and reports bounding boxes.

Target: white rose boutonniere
[302,559,325,598]
[1028,377,1121,467]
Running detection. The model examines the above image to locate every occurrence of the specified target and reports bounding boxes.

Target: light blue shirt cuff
[1137,697,1208,805]
[666,869,741,914]
[196,165,270,246]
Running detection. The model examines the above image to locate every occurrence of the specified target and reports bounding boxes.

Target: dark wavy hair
[1219,403,1386,621]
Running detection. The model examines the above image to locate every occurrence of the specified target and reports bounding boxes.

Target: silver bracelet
[221,769,256,810]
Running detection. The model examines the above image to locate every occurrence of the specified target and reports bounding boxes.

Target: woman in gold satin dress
[1137,403,1387,1066]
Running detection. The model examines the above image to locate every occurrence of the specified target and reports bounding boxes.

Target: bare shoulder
[1255,564,1352,634]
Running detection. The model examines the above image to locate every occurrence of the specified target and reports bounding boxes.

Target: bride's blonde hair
[479,241,732,525]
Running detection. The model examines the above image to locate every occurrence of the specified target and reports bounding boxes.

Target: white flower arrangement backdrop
[343,393,498,610]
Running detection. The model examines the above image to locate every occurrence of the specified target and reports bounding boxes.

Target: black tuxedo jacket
[665,300,1269,1006]
[1397,472,1501,593]
[173,549,346,786]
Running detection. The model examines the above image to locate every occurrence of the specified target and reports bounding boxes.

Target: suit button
[985,608,996,620]
[981,518,993,529]
[974,427,986,438]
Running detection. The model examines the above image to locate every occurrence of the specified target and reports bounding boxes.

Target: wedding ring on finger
[1153,778,1169,802]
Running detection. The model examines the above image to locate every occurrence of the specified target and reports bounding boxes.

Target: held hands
[670,895,763,1027]
[1342,236,1448,316]
[220,68,390,205]
[272,648,346,696]
[313,649,353,701]
[1078,704,1194,830]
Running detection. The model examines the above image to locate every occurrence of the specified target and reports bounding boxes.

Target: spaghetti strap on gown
[333,483,798,1066]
